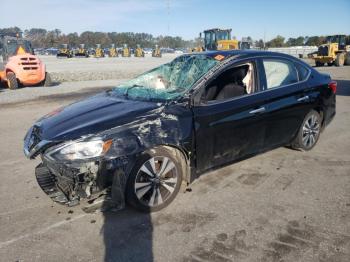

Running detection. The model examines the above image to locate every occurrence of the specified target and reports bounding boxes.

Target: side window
[263,59,298,89]
[295,63,310,81]
[201,62,256,102]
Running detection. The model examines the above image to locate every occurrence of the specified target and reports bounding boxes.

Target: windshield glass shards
[112,54,219,101]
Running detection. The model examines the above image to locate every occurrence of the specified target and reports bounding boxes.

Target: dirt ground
[0,60,349,262]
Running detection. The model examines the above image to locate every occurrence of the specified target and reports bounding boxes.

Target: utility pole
[166,0,170,34]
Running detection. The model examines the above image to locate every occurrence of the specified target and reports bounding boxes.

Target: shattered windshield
[112,55,219,101]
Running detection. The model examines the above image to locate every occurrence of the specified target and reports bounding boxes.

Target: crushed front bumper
[35,156,130,211]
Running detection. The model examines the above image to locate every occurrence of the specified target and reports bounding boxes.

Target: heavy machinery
[109,44,118,57]
[312,35,350,67]
[57,44,73,58]
[94,44,105,58]
[134,44,145,57]
[203,28,239,51]
[0,33,51,89]
[122,44,131,57]
[75,44,89,58]
[152,44,162,57]
[239,37,253,50]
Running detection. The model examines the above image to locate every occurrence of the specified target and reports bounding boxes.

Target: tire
[43,72,52,87]
[126,147,184,212]
[335,53,345,67]
[315,61,324,67]
[6,72,18,90]
[344,53,350,66]
[291,110,322,151]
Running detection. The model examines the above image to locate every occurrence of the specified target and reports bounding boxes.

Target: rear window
[263,59,298,89]
[295,63,310,81]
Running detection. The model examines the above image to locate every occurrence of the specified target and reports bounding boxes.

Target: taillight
[328,81,337,94]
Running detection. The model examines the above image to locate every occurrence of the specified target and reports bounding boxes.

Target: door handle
[249,107,266,114]
[297,95,309,102]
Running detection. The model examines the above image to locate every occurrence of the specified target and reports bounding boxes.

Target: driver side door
[192,59,267,173]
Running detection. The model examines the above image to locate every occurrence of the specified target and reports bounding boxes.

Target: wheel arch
[312,106,325,129]
[152,144,191,184]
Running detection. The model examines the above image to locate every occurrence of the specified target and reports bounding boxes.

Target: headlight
[45,139,112,161]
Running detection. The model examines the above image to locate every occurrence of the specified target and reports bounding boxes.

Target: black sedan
[24,50,336,212]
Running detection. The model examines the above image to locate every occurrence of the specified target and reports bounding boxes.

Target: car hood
[36,91,160,141]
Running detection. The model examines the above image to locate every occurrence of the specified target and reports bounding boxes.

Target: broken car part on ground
[23,50,336,212]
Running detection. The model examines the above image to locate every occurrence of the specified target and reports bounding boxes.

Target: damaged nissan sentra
[24,50,336,212]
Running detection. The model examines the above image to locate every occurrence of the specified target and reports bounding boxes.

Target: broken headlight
[44,139,112,161]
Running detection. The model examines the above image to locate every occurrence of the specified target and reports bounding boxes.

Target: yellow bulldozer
[312,35,350,67]
[94,44,104,58]
[152,44,162,57]
[57,44,73,58]
[122,44,131,57]
[134,44,145,57]
[194,28,239,52]
[109,44,118,57]
[75,44,89,58]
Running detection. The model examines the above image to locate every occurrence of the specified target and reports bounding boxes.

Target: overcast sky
[1,0,350,40]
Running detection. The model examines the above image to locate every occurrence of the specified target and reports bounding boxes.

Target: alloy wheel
[302,114,320,148]
[134,156,178,207]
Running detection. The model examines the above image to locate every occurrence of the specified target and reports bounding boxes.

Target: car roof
[189,49,300,62]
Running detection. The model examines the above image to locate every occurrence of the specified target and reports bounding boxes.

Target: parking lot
[0,59,349,262]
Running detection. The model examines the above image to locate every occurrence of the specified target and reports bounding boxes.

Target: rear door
[258,57,314,148]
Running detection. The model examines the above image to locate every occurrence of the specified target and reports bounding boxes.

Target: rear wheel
[345,53,350,66]
[43,72,52,87]
[315,61,324,67]
[335,53,345,67]
[291,110,322,151]
[6,72,18,90]
[126,147,183,212]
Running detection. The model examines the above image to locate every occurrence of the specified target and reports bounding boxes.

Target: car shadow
[102,206,154,262]
[335,80,350,96]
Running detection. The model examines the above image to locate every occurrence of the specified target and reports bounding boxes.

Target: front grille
[20,57,39,70]
[35,164,69,204]
[29,126,41,151]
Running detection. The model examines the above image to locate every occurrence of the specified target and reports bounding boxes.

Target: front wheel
[126,147,183,212]
[291,110,322,151]
[335,53,345,67]
[6,72,19,90]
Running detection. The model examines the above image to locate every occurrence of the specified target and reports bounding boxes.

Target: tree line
[1,27,349,49]
[264,35,350,48]
[0,27,193,49]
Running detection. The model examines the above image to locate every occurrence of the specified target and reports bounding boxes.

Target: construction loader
[57,44,73,58]
[312,35,350,67]
[109,44,118,57]
[0,33,51,89]
[75,44,89,57]
[134,44,145,57]
[94,44,105,58]
[193,28,239,52]
[122,44,131,57]
[152,44,162,57]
